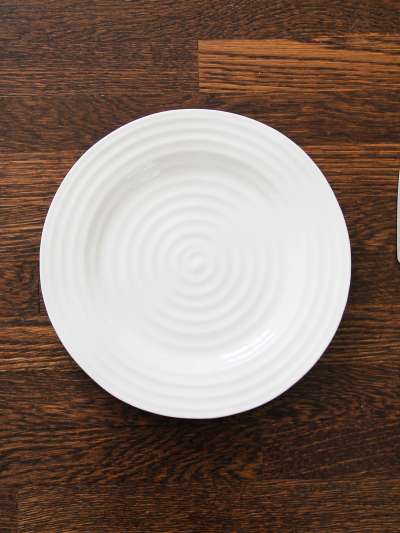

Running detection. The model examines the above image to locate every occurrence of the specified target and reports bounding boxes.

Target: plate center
[85,150,298,373]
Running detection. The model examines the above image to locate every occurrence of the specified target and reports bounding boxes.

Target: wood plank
[0,38,196,69]
[0,491,16,533]
[0,261,38,317]
[0,359,398,487]
[0,94,197,154]
[0,413,398,488]
[0,320,68,371]
[1,0,399,46]
[1,359,398,429]
[196,90,400,144]
[0,369,263,486]
[17,479,400,533]
[199,35,400,94]
[0,38,196,96]
[0,68,196,97]
[324,306,400,364]
[2,90,398,156]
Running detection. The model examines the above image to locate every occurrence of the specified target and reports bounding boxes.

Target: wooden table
[1,1,399,531]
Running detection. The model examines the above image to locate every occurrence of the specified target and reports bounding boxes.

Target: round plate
[40,109,351,419]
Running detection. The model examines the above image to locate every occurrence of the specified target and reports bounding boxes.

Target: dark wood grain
[1,0,400,530]
[0,39,196,96]
[0,490,16,533]
[0,261,38,317]
[17,479,400,533]
[0,359,398,488]
[0,319,67,371]
[2,92,399,155]
[1,0,399,43]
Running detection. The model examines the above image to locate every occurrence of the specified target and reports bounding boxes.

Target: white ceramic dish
[40,109,351,419]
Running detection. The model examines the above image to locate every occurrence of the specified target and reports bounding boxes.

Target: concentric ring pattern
[40,109,351,418]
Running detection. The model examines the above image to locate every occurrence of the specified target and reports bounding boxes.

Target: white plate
[41,109,351,419]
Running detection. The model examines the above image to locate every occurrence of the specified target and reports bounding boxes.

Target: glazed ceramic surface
[40,109,351,418]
